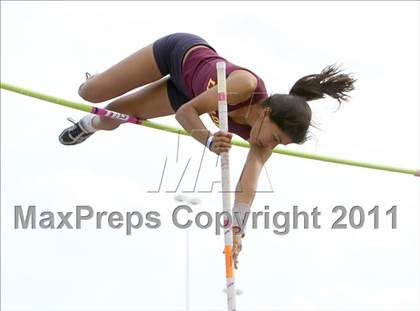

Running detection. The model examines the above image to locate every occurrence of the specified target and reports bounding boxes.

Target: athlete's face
[249,107,293,149]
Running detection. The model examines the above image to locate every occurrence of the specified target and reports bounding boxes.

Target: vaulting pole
[216,61,237,311]
[1,81,418,177]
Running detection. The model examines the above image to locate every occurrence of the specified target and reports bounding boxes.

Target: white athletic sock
[80,114,98,133]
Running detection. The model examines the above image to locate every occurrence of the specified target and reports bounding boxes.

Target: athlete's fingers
[214,137,232,144]
[233,251,239,269]
[216,142,232,148]
[212,143,232,155]
[214,131,233,142]
[214,130,232,137]
[215,139,231,146]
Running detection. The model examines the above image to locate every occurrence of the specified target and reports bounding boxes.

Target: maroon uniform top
[181,47,268,140]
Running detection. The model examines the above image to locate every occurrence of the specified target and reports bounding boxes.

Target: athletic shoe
[59,117,94,145]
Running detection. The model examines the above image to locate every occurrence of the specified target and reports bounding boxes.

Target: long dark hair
[261,64,356,144]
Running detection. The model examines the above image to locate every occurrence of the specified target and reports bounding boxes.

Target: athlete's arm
[235,143,273,206]
[175,70,257,154]
[232,143,272,269]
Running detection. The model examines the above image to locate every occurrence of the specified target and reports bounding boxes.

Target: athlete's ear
[260,106,271,118]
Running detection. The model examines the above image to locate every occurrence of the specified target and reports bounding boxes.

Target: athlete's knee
[78,79,108,103]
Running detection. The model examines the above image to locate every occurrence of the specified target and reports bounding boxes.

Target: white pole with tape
[216,61,237,311]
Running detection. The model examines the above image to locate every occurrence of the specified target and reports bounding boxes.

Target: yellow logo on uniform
[209,111,220,127]
[207,78,216,90]
[207,78,220,127]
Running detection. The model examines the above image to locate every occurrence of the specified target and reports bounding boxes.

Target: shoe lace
[66,117,90,136]
[67,117,77,125]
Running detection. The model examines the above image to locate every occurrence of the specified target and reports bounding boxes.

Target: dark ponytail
[261,63,356,144]
[289,63,356,105]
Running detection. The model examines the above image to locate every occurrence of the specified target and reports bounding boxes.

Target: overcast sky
[1,1,419,311]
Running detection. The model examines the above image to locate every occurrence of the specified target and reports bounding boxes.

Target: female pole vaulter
[59,33,356,268]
